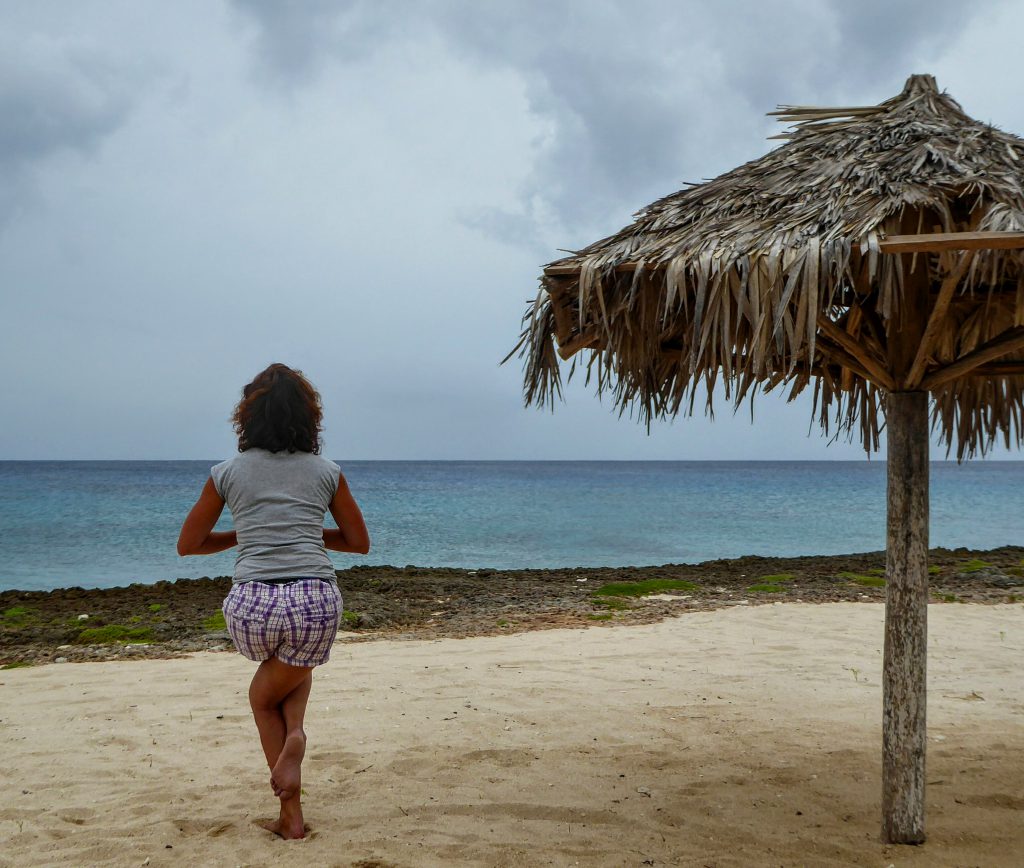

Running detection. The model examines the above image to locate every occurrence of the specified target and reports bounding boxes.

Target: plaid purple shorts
[222,579,342,668]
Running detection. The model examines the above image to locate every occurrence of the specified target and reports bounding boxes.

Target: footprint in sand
[964,793,1024,810]
[461,748,535,768]
[173,818,237,837]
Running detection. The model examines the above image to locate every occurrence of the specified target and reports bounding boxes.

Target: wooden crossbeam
[972,361,1024,376]
[919,326,1024,390]
[878,231,1024,253]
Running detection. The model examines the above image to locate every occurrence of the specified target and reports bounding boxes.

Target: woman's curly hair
[232,363,323,454]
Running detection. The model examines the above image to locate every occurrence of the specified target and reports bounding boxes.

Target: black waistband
[254,576,329,586]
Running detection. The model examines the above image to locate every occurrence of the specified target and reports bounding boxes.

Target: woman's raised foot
[270,728,306,800]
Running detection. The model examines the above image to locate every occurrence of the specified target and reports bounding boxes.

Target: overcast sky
[2,0,1023,460]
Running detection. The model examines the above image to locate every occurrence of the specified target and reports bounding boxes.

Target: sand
[1,602,1021,867]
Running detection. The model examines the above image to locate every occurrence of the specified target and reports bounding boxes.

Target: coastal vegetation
[2,605,35,627]
[758,573,794,584]
[839,572,886,588]
[76,624,154,644]
[592,579,699,597]
[592,597,632,611]
[748,573,796,592]
[201,611,227,632]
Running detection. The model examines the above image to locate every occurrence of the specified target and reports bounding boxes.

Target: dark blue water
[0,460,1021,591]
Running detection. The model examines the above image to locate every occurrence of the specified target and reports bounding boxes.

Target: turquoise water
[0,460,1021,592]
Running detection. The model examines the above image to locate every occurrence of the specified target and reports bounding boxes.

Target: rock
[954,566,1020,587]
[77,614,89,621]
[54,657,68,664]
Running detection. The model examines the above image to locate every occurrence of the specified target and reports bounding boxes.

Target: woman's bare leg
[249,661,312,770]
[272,674,312,796]
[248,658,314,839]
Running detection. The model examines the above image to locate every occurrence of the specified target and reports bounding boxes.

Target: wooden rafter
[904,250,976,389]
[814,335,877,385]
[877,231,1024,253]
[919,326,1024,391]
[971,361,1024,376]
[816,314,897,390]
[556,333,602,360]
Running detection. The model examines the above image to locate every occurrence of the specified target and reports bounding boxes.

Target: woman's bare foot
[257,801,306,840]
[270,729,306,799]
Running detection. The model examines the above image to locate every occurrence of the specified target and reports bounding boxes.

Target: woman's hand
[177,477,237,555]
[323,472,370,554]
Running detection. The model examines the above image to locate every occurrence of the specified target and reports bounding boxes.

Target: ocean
[0,460,1021,592]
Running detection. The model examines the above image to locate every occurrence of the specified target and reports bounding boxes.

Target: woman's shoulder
[212,450,260,474]
[210,454,242,497]
[212,453,240,471]
[310,452,342,477]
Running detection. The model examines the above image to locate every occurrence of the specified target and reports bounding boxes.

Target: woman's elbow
[355,535,371,555]
[176,532,199,556]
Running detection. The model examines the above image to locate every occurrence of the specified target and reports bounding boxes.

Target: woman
[177,363,369,839]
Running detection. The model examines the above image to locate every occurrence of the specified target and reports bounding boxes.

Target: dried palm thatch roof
[512,74,1024,458]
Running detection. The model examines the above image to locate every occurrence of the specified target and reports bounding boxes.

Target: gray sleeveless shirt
[210,449,340,584]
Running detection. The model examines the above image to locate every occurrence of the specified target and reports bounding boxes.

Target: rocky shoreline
[2,546,1022,666]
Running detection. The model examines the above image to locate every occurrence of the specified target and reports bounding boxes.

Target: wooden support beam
[815,336,876,384]
[882,390,930,844]
[972,361,1024,376]
[556,333,602,360]
[904,250,975,389]
[888,257,931,389]
[545,289,575,345]
[877,231,1024,253]
[919,326,1024,391]
[816,314,897,390]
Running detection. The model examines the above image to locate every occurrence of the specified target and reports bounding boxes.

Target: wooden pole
[882,390,929,844]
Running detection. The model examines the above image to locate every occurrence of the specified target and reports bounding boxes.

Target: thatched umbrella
[511,74,1024,844]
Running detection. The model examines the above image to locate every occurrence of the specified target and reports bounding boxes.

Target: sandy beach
[1,602,1021,867]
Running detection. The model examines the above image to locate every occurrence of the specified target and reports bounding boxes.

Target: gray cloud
[230,0,1001,245]
[231,0,410,84]
[0,32,133,227]
[3,1,1021,462]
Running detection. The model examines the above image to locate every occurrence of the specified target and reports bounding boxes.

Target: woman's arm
[323,472,370,554]
[177,477,237,556]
